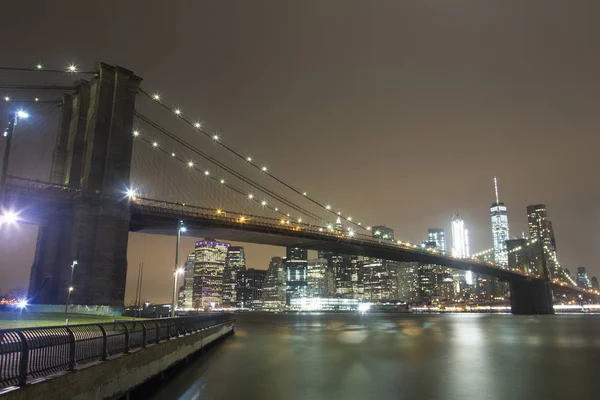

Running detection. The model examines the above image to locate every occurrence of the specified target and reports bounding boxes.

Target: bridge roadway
[4,176,597,298]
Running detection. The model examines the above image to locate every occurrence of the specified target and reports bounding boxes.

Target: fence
[0,314,234,390]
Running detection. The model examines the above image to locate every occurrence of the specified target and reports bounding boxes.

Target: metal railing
[0,314,234,389]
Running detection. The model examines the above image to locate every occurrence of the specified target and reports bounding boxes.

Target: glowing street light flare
[68,286,74,292]
[187,161,194,167]
[213,134,219,140]
[261,200,267,206]
[347,217,352,221]
[261,166,267,172]
[298,218,302,223]
[216,209,222,214]
[174,108,182,115]
[348,230,355,237]
[367,226,372,231]
[204,170,210,176]
[67,64,78,73]
[194,122,201,129]
[133,130,140,137]
[176,267,185,275]
[220,179,225,184]
[0,210,19,226]
[327,224,332,229]
[34,98,39,102]
[4,96,9,102]
[319,228,323,232]
[171,152,176,157]
[152,93,161,101]
[247,156,252,162]
[248,193,253,199]
[326,205,331,210]
[125,188,138,199]
[16,110,29,119]
[36,64,43,70]
[17,299,28,309]
[303,192,307,196]
[152,142,158,147]
[180,226,187,233]
[274,207,278,211]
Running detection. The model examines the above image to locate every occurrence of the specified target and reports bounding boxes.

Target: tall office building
[238,268,267,308]
[576,267,592,289]
[223,246,246,307]
[307,258,329,298]
[179,253,195,309]
[361,258,398,301]
[527,204,559,278]
[397,262,419,302]
[285,246,308,304]
[193,239,229,309]
[451,214,470,259]
[262,257,287,308]
[592,277,599,291]
[427,229,446,252]
[372,225,395,242]
[490,177,509,267]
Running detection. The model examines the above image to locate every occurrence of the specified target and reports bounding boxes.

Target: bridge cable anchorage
[133,112,323,224]
[137,87,370,231]
[131,119,321,225]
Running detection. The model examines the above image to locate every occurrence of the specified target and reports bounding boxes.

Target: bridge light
[174,108,182,115]
[216,209,222,214]
[171,153,176,157]
[261,166,267,172]
[220,179,225,184]
[67,64,78,73]
[187,161,194,168]
[152,93,161,101]
[36,64,43,70]
[325,205,331,210]
[239,216,246,222]
[357,222,361,226]
[213,134,219,141]
[247,156,252,162]
[68,286,74,292]
[0,210,18,226]
[319,228,323,232]
[286,214,290,217]
[337,211,341,215]
[133,130,140,137]
[366,226,371,231]
[303,192,307,196]
[194,122,201,129]
[204,170,210,176]
[261,200,267,206]
[248,193,253,199]
[16,110,29,119]
[125,188,137,200]
[298,218,302,223]
[348,230,355,237]
[152,142,158,147]
[280,219,285,224]
[274,207,278,211]
[327,224,332,229]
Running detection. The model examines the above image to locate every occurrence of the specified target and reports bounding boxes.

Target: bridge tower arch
[28,63,141,307]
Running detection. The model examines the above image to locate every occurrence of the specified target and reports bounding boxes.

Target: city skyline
[0,1,598,302]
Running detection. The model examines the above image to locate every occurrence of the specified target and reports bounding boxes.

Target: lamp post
[0,110,29,206]
[171,220,186,317]
[64,260,78,314]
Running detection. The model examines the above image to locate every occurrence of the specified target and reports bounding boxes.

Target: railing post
[15,331,29,386]
[98,324,108,361]
[141,322,147,348]
[121,322,130,353]
[66,326,76,370]
[154,320,160,344]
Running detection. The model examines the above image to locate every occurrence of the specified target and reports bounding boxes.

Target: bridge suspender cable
[134,112,323,224]
[137,88,371,232]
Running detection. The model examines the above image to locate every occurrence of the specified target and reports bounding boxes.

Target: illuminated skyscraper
[180,253,195,309]
[576,267,592,289]
[451,214,470,259]
[285,246,308,304]
[262,257,287,308]
[238,268,266,308]
[490,177,509,266]
[427,229,446,252]
[527,204,560,278]
[223,246,245,307]
[193,239,229,309]
[307,258,329,298]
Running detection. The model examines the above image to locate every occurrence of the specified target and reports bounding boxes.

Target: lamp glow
[67,64,78,73]
[16,110,29,119]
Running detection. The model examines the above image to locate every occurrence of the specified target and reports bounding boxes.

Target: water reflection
[146,313,600,400]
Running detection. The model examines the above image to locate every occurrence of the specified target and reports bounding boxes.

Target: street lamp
[64,260,78,314]
[0,110,29,205]
[171,220,185,317]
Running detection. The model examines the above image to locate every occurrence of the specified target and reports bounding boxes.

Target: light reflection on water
[147,313,600,400]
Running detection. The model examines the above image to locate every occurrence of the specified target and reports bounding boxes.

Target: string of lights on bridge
[137,87,374,234]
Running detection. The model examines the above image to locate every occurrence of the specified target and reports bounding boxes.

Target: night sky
[0,1,598,303]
